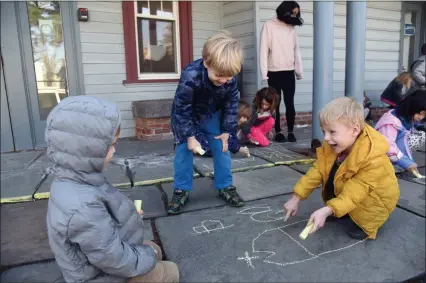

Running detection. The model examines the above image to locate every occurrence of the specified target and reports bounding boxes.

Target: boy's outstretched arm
[293,160,323,200]
[173,73,196,140]
[221,78,239,135]
[67,203,157,277]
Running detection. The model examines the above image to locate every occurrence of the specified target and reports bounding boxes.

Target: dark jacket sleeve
[221,78,239,134]
[67,203,157,277]
[173,71,197,140]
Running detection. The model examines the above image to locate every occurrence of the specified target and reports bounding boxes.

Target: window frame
[122,1,193,84]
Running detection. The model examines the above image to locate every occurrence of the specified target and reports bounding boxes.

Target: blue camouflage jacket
[171,59,239,144]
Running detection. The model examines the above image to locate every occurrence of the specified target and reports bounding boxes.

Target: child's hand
[187,136,201,154]
[239,146,250,157]
[137,209,144,217]
[283,194,300,221]
[214,133,230,152]
[267,131,274,140]
[307,206,333,234]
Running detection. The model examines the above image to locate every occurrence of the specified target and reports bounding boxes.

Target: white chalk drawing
[236,207,366,269]
[198,156,256,170]
[251,145,298,161]
[193,220,234,235]
[237,251,259,269]
[237,204,284,223]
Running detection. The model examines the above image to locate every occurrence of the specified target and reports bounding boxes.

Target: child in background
[245,87,279,147]
[380,72,413,108]
[45,96,179,283]
[284,97,399,240]
[375,89,426,174]
[169,31,245,215]
[196,100,252,157]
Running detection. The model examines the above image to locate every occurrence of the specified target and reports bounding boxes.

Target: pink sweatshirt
[260,18,303,80]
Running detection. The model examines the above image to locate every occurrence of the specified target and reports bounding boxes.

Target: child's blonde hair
[319,97,365,130]
[395,72,412,89]
[202,30,243,77]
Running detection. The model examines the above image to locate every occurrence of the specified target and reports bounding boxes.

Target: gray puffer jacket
[45,96,157,283]
[412,55,425,87]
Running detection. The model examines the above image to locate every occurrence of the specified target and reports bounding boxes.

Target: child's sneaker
[167,190,190,215]
[218,186,244,207]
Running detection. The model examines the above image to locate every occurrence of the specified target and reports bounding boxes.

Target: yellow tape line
[274,158,316,166]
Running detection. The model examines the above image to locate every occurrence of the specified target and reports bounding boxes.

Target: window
[122,1,193,84]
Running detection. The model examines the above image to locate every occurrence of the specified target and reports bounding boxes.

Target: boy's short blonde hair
[202,30,243,77]
[319,97,365,129]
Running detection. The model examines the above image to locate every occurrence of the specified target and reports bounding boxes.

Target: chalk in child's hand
[299,222,314,240]
[196,146,205,156]
[134,200,142,211]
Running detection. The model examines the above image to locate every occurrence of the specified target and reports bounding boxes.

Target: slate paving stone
[161,178,226,213]
[412,150,426,167]
[0,200,154,268]
[193,154,272,177]
[156,190,425,282]
[398,167,426,184]
[289,163,312,174]
[0,261,63,283]
[103,154,198,187]
[0,167,53,200]
[232,166,303,201]
[1,200,52,267]
[397,178,426,217]
[119,185,167,219]
[114,138,175,157]
[1,150,44,172]
[249,142,314,165]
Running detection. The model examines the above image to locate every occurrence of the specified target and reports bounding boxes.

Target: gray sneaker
[167,190,190,215]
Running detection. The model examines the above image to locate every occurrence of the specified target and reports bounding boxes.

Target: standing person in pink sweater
[260,1,304,143]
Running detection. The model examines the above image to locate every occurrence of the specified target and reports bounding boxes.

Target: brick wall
[134,108,387,140]
[135,117,172,141]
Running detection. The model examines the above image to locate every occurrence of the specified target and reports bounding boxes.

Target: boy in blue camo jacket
[168,31,245,214]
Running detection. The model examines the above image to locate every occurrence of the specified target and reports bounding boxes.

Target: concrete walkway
[1,126,425,282]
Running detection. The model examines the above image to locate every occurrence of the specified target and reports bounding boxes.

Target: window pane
[149,1,161,16]
[27,1,68,120]
[137,1,149,15]
[137,19,177,73]
[161,1,173,17]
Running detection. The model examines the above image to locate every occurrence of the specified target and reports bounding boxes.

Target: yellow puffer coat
[293,125,400,239]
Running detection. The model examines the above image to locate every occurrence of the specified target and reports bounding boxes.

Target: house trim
[122,1,193,84]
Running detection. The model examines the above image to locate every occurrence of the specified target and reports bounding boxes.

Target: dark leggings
[267,70,296,133]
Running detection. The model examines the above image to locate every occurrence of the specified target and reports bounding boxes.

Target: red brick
[155,129,172,134]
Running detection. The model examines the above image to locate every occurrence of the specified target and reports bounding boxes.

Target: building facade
[1,1,425,152]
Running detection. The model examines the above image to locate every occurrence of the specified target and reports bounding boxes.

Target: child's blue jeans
[173,111,233,191]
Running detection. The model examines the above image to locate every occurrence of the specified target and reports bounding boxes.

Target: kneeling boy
[284,97,400,239]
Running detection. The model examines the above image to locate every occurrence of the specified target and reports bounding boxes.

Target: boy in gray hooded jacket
[45,96,179,282]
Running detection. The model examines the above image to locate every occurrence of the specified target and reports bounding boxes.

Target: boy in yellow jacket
[284,97,400,239]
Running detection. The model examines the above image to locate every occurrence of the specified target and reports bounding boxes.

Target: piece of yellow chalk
[196,146,205,156]
[134,200,142,211]
[299,222,314,240]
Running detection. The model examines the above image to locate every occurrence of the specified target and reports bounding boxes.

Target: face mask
[278,12,304,26]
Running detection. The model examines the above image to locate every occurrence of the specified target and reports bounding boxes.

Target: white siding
[192,2,222,59]
[77,1,222,137]
[222,2,257,102]
[257,1,402,112]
